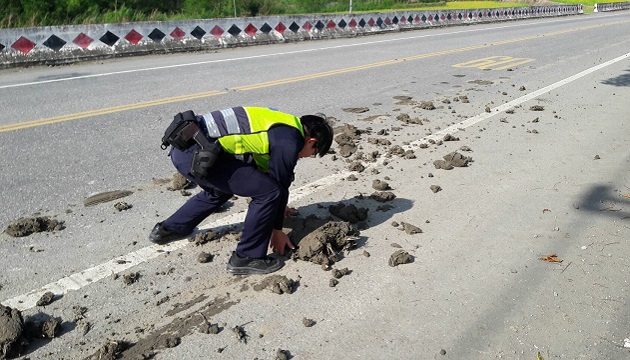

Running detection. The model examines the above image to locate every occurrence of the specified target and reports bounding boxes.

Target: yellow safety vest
[200,107,304,172]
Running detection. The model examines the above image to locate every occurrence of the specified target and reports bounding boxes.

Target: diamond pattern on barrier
[303,21,312,32]
[0,43,5,51]
[73,33,93,48]
[428,15,433,21]
[384,17,391,25]
[441,14,446,20]
[348,19,357,28]
[100,31,120,46]
[245,24,257,37]
[260,23,272,34]
[327,20,336,30]
[11,36,36,54]
[125,29,143,44]
[338,19,347,28]
[392,16,399,24]
[148,28,166,42]
[171,27,186,39]
[367,18,375,27]
[210,25,224,38]
[468,12,473,19]
[288,22,300,32]
[228,25,242,36]
[414,15,421,22]
[358,19,366,27]
[458,13,463,20]
[274,22,286,34]
[314,20,325,31]
[447,14,452,20]
[191,26,206,39]
[43,35,66,51]
[376,17,383,27]
[399,16,406,24]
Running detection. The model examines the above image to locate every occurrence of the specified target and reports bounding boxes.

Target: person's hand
[270,229,295,255]
[284,206,298,218]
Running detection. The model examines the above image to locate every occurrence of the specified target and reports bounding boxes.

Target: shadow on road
[601,68,630,87]
[579,183,630,220]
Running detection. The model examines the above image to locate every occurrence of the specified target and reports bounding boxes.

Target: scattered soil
[468,80,493,85]
[293,221,359,266]
[253,275,295,294]
[276,349,291,360]
[443,134,459,141]
[4,216,65,237]
[444,152,472,167]
[302,318,316,327]
[122,272,140,285]
[167,173,192,191]
[197,252,213,263]
[369,191,396,202]
[89,340,131,360]
[332,267,351,279]
[38,318,61,339]
[329,203,368,224]
[389,250,414,266]
[113,202,132,211]
[393,95,415,105]
[372,179,391,191]
[190,230,223,246]
[335,133,358,158]
[346,174,358,181]
[530,105,545,111]
[367,137,392,146]
[401,222,422,235]
[199,322,220,334]
[0,305,25,359]
[84,190,133,207]
[329,279,339,287]
[430,185,442,193]
[417,101,436,110]
[519,86,526,91]
[36,292,55,306]
[342,107,369,113]
[232,325,247,343]
[348,161,365,173]
[396,113,424,125]
[433,160,454,170]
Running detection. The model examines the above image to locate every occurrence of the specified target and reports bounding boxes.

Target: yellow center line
[2,19,629,134]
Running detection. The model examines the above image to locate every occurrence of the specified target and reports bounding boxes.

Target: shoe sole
[149,234,192,245]
[226,262,283,275]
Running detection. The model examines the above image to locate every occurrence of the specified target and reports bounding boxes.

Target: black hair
[300,115,333,157]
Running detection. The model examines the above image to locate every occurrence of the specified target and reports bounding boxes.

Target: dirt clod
[302,318,316,327]
[443,134,459,141]
[199,322,220,334]
[122,272,140,285]
[294,221,359,266]
[342,107,369,113]
[4,216,65,237]
[253,275,295,294]
[346,174,358,181]
[114,202,132,211]
[372,179,391,191]
[442,152,472,167]
[190,230,222,246]
[232,325,247,343]
[389,250,414,266]
[276,349,291,360]
[197,252,213,263]
[348,161,365,172]
[430,185,442,193]
[370,191,396,202]
[0,304,25,359]
[329,279,339,287]
[418,101,436,110]
[39,317,61,339]
[332,267,351,279]
[36,292,55,306]
[530,105,545,111]
[168,173,192,191]
[91,340,131,360]
[329,203,368,223]
[401,222,422,234]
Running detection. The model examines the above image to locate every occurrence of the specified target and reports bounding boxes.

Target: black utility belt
[161,110,222,178]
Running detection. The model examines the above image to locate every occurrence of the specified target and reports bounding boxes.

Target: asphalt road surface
[1,10,630,359]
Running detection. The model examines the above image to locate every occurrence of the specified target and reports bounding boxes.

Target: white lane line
[0,13,619,90]
[2,51,628,311]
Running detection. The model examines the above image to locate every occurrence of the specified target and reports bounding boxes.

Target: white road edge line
[0,13,621,90]
[2,51,628,311]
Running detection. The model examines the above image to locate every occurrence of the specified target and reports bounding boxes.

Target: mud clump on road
[0,304,26,359]
[434,152,472,170]
[89,340,131,360]
[417,101,436,110]
[329,203,368,223]
[396,113,424,125]
[190,230,223,246]
[389,250,414,266]
[4,216,65,237]
[334,124,364,158]
[168,173,192,191]
[400,222,422,234]
[253,275,295,294]
[370,191,396,202]
[372,179,391,191]
[36,292,55,306]
[113,201,132,211]
[293,221,359,266]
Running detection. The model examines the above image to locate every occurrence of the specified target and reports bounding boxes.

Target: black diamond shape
[468,12,473,19]
[447,14,452,20]
[458,13,463,20]
[479,12,483,18]
[408,16,414,23]
[100,31,119,46]
[0,43,5,51]
[148,29,166,42]
[358,19,366,27]
[228,25,241,36]
[338,19,347,28]
[260,23,272,34]
[435,14,440,21]
[315,20,325,31]
[289,22,300,32]
[43,35,66,51]
[376,17,383,27]
[421,15,427,22]
[190,26,206,39]
[392,16,399,24]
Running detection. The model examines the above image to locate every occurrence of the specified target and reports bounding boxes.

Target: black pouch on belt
[190,141,222,178]
[161,110,199,151]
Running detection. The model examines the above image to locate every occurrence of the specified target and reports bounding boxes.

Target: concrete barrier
[593,1,630,12]
[0,5,583,69]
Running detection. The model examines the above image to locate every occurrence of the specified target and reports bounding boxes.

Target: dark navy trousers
[161,145,282,259]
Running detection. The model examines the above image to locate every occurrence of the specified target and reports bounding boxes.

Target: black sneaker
[226,252,284,275]
[149,223,192,245]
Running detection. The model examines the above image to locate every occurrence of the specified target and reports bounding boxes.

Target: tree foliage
[1,0,443,28]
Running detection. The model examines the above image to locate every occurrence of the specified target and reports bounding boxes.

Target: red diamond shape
[170,27,185,39]
[244,24,257,37]
[210,25,224,39]
[73,33,93,49]
[125,29,143,45]
[275,22,286,34]
[367,18,375,27]
[327,20,336,30]
[11,36,36,54]
[400,16,407,24]
[303,21,312,32]
[414,15,421,23]
[441,14,446,20]
[384,17,391,25]
[428,15,434,21]
[348,19,357,28]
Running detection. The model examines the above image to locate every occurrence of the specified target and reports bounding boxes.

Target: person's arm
[267,125,304,230]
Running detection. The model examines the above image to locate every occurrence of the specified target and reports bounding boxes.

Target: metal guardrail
[594,1,630,11]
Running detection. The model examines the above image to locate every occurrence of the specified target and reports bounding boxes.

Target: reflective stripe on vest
[199,107,304,172]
